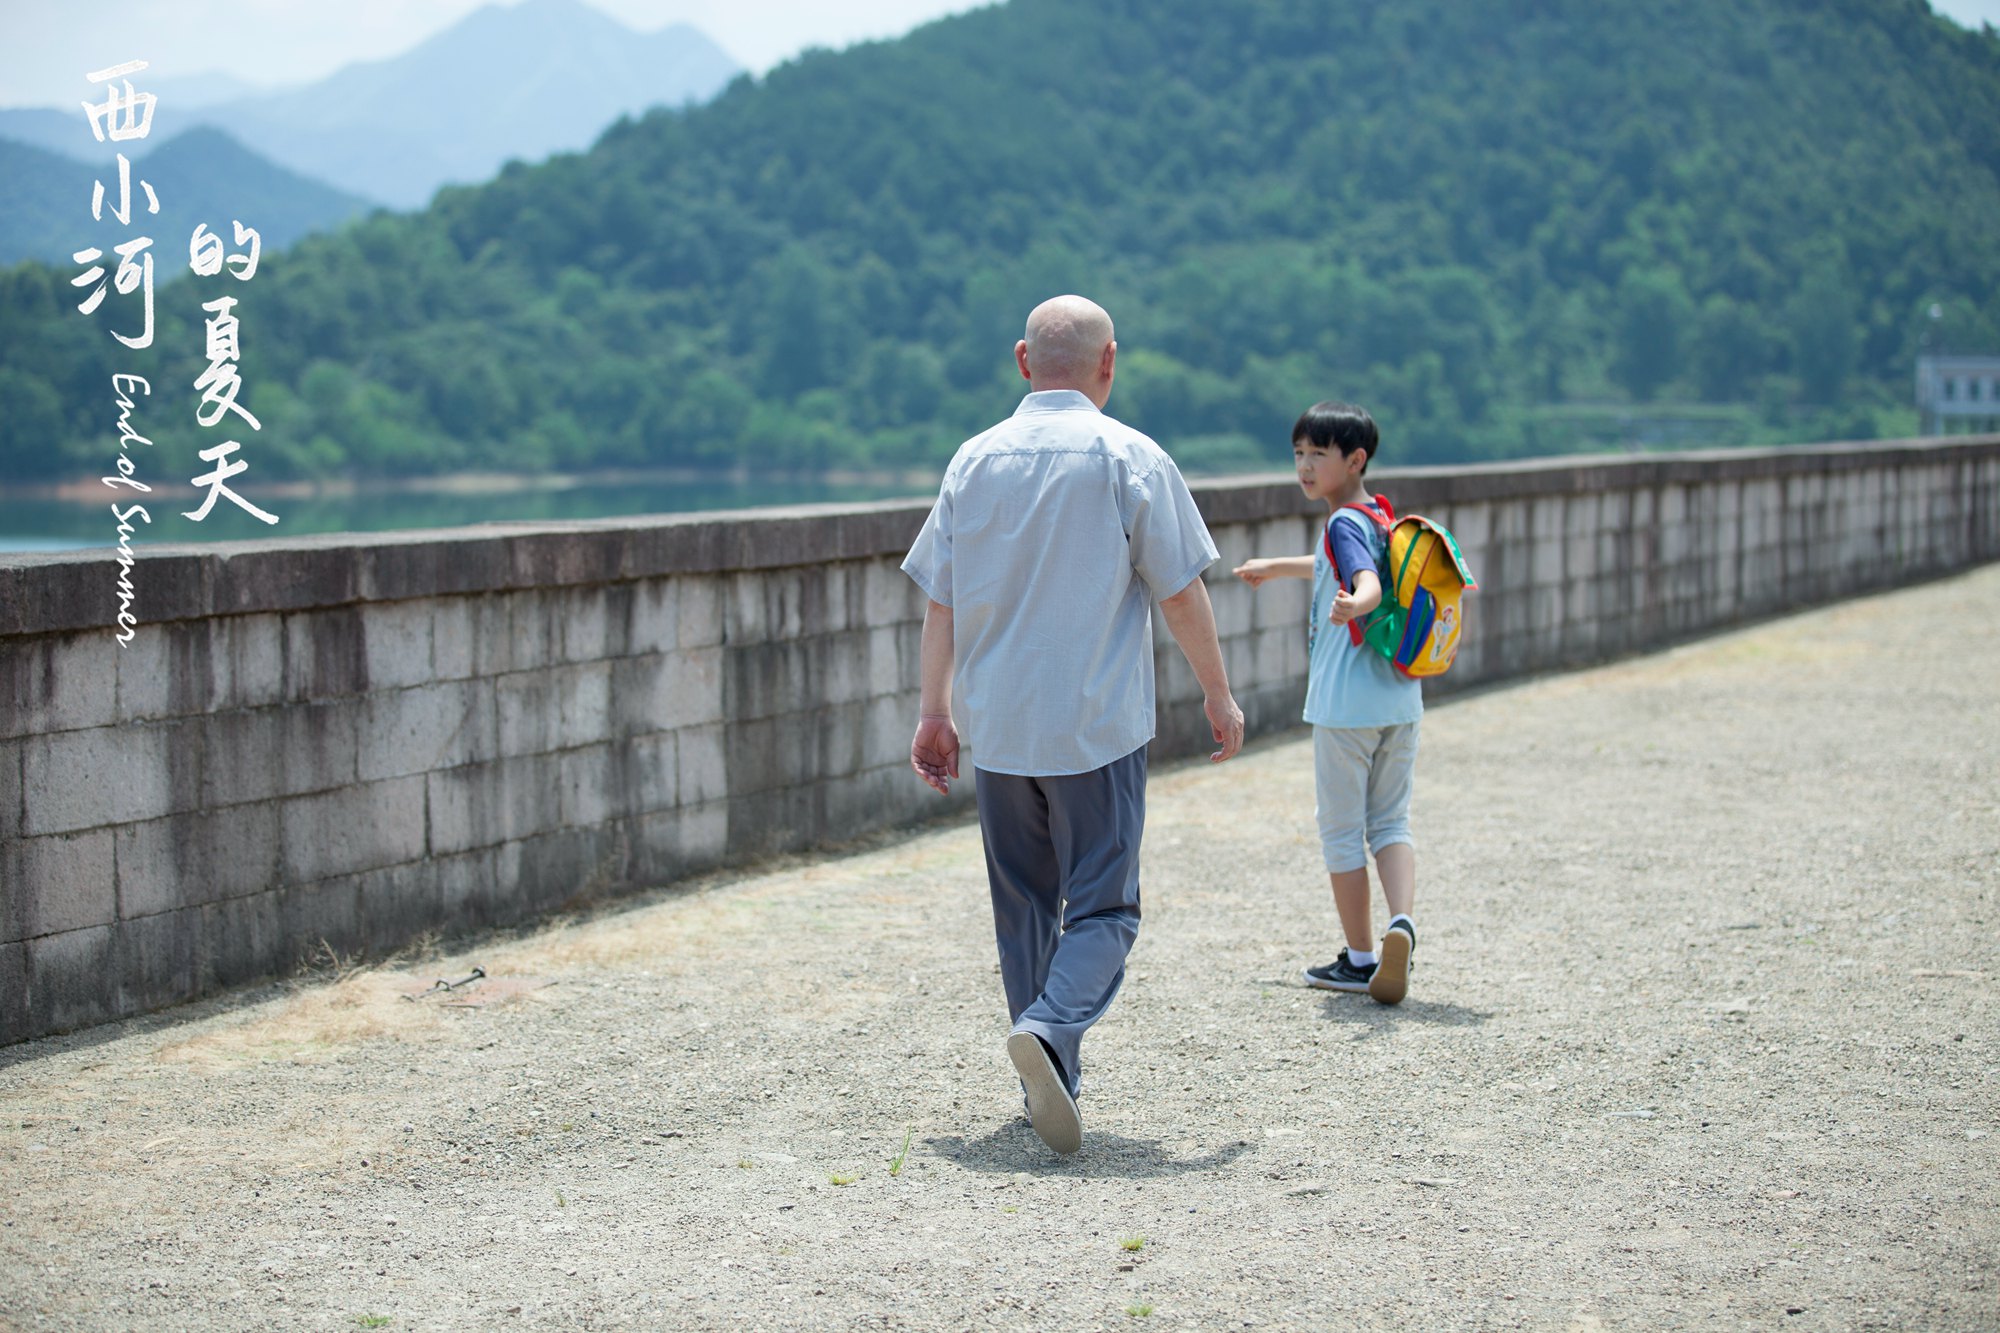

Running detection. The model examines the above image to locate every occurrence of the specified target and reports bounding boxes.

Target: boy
[1233,401,1420,1004]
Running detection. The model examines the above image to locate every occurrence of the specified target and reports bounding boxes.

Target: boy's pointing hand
[1232,559,1272,588]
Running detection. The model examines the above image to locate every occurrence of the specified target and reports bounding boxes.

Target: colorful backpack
[1323,494,1479,679]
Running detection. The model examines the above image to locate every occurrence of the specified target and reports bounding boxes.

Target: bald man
[902,295,1245,1156]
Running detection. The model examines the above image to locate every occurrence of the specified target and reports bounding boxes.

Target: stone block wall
[3,437,1996,1044]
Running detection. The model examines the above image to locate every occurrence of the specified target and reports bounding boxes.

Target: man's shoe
[1370,918,1416,1005]
[1303,949,1376,993]
[1007,1031,1081,1156]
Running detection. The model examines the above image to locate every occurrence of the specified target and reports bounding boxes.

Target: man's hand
[1204,691,1245,763]
[1160,575,1243,764]
[911,713,960,795]
[914,600,957,793]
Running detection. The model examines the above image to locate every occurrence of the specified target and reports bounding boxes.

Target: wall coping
[5,436,1997,638]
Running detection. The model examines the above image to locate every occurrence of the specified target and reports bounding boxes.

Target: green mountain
[3,0,1997,487]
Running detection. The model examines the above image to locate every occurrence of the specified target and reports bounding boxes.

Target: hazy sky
[1,0,1995,109]
[0,0,991,108]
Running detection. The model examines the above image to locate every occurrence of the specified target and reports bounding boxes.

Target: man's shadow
[926,1125,1256,1179]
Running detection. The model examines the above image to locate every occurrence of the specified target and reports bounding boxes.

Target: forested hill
[3,0,1997,484]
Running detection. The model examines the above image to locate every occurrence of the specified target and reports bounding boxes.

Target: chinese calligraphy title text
[73,60,275,646]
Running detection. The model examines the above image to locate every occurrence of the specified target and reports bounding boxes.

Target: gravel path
[3,566,1997,1332]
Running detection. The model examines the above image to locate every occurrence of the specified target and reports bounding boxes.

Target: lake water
[0,473,940,555]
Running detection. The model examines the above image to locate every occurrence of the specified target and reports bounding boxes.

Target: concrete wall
[4,436,1997,1044]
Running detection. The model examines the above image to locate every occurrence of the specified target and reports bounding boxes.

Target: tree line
[2,0,1997,486]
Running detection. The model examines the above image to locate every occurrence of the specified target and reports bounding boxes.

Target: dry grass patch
[155,969,449,1069]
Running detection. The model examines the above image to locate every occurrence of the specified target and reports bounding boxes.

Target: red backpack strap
[1342,495,1393,529]
[1324,505,1388,646]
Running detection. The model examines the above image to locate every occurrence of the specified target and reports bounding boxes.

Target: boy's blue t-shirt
[1303,507,1424,730]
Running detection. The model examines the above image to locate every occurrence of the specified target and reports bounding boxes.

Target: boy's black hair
[1292,401,1378,471]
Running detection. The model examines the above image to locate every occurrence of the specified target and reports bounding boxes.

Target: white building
[1917,353,2000,435]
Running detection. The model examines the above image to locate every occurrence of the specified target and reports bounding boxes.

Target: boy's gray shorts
[1313,721,1419,873]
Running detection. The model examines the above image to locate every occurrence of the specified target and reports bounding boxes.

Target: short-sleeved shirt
[1303,507,1424,730]
[901,389,1219,777]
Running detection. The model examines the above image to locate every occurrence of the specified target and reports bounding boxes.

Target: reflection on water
[0,473,937,555]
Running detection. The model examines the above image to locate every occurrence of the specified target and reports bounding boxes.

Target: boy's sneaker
[1370,918,1416,1005]
[1303,949,1376,993]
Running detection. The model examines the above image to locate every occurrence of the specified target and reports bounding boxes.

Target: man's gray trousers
[973,744,1147,1100]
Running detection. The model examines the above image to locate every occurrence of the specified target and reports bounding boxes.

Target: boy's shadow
[926,1125,1255,1179]
[1316,994,1493,1040]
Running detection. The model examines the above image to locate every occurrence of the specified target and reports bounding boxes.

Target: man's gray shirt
[902,389,1219,777]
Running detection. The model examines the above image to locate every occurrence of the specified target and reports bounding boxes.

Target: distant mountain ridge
[0,0,739,210]
[0,108,108,161]
[0,126,375,268]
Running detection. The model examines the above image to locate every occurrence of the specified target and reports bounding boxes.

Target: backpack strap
[1321,495,1393,647]
[1345,494,1394,530]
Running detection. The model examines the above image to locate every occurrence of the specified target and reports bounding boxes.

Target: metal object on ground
[401,966,485,1000]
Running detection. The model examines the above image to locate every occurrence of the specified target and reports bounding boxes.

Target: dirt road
[3,566,1996,1331]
